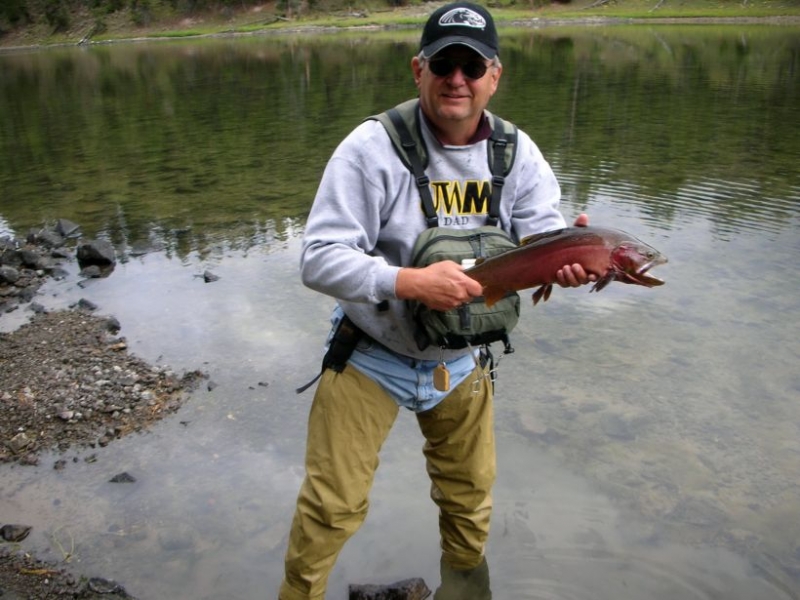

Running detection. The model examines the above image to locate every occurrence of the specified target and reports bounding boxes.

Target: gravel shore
[1,310,205,467]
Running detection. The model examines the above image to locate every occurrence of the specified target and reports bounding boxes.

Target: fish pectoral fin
[482,286,506,308]
[532,284,553,306]
[590,272,614,293]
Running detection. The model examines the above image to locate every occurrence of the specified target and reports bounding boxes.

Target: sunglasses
[427,57,490,80]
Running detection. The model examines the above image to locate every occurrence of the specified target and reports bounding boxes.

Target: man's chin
[437,105,472,122]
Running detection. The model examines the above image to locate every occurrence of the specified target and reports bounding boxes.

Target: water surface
[1,24,799,599]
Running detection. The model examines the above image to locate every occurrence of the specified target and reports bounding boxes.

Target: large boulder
[76,239,116,275]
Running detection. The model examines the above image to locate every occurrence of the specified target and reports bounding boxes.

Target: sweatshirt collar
[420,110,492,146]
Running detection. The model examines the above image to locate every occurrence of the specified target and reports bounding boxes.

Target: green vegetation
[1,0,799,48]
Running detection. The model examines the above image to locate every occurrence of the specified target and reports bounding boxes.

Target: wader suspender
[386,108,438,228]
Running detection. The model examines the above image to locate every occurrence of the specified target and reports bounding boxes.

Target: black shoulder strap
[486,111,518,227]
[368,99,427,170]
[386,105,439,228]
[487,125,507,227]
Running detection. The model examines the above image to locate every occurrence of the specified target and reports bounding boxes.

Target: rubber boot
[433,556,491,600]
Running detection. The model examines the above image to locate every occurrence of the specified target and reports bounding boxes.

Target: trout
[465,226,667,307]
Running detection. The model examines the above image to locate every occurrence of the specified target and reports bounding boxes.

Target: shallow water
[1,24,800,599]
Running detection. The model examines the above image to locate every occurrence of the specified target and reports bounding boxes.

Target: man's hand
[555,213,595,288]
[397,261,483,312]
[573,213,589,228]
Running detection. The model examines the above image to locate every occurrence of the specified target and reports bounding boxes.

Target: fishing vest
[297,102,520,394]
[367,100,521,352]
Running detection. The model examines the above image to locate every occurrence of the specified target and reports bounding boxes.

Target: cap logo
[439,7,486,30]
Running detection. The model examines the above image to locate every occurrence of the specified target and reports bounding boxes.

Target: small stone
[0,524,32,543]
[76,298,98,312]
[104,316,121,333]
[55,218,81,237]
[87,577,125,594]
[109,472,136,483]
[29,302,47,314]
[19,454,39,466]
[7,432,32,454]
[0,265,20,284]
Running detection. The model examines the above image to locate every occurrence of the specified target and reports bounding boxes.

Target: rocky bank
[0,221,206,598]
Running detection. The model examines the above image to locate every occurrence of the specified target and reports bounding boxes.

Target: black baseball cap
[420,2,499,60]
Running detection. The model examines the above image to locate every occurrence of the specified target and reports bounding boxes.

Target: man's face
[413,45,502,141]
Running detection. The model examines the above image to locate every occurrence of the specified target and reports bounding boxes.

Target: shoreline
[2,12,799,53]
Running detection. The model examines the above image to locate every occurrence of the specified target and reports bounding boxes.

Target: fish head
[610,240,667,287]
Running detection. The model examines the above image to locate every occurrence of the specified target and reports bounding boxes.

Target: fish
[465,226,667,307]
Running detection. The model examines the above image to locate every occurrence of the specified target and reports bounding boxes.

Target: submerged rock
[202,270,220,282]
[55,218,81,238]
[87,576,131,597]
[349,577,431,600]
[0,524,32,542]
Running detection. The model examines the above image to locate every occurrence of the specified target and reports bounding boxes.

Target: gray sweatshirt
[300,110,566,362]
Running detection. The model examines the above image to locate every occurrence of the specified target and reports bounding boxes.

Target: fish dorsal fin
[519,227,569,246]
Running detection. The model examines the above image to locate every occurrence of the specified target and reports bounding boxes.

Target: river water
[1,23,799,600]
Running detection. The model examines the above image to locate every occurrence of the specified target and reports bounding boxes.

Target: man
[280,3,592,598]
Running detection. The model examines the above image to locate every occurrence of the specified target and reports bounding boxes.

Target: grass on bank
[2,0,800,48]
[131,0,800,35]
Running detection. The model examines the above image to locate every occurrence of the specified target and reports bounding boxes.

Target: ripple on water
[488,436,799,600]
[496,543,800,600]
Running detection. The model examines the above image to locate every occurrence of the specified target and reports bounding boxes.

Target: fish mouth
[633,256,668,287]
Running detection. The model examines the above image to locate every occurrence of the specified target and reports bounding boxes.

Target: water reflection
[2,26,798,247]
[1,24,799,600]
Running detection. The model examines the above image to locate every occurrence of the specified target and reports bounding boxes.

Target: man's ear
[490,64,503,93]
[411,56,423,87]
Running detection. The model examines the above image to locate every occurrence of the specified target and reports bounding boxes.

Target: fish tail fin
[482,286,506,308]
[532,284,552,306]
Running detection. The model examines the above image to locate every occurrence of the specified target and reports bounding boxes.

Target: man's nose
[446,66,468,84]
